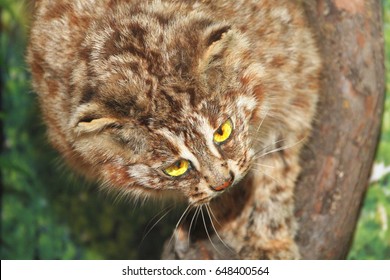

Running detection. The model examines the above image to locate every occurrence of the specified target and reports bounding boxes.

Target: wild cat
[27,0,321,259]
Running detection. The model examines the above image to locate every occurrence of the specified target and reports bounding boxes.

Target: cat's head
[67,2,267,205]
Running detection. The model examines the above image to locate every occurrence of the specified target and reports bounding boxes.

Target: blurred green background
[1,1,389,259]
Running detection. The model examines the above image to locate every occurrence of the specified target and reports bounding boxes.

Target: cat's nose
[212,172,234,192]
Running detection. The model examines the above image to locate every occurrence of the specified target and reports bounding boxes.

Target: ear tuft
[206,24,231,46]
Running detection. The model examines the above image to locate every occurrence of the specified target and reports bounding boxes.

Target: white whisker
[205,205,236,255]
[200,206,221,256]
[206,204,221,227]
[252,162,275,169]
[140,206,172,246]
[168,204,192,249]
[256,109,269,132]
[144,205,173,232]
[252,167,283,186]
[254,137,306,160]
[254,138,287,158]
[175,204,192,230]
[187,206,201,246]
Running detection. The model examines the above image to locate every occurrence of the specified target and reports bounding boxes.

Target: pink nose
[212,176,234,192]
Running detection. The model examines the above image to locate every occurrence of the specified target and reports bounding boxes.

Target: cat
[27,0,321,259]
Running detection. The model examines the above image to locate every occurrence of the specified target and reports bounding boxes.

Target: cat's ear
[205,24,232,47]
[202,23,232,55]
[76,117,120,134]
[198,23,237,70]
[71,104,120,134]
[198,23,236,86]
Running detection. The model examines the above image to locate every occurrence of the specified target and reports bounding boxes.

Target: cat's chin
[188,179,243,207]
[187,190,220,207]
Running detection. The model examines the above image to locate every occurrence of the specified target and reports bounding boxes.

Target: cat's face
[68,4,265,205]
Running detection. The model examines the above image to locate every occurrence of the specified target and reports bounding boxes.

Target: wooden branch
[295,0,385,259]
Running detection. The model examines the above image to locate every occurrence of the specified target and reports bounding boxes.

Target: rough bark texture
[295,0,385,259]
[162,0,385,260]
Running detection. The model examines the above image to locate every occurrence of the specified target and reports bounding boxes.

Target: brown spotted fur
[27,0,321,259]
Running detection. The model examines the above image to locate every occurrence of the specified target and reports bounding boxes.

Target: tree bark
[295,0,385,259]
[162,0,385,259]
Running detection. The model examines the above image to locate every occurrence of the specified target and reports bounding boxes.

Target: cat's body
[27,0,321,259]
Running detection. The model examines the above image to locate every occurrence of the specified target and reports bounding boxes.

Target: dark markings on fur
[80,87,95,104]
[269,219,283,235]
[104,98,138,117]
[161,90,183,112]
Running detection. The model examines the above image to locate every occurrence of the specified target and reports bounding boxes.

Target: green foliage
[348,177,390,259]
[1,0,389,260]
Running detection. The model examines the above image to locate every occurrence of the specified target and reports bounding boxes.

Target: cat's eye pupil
[214,119,233,144]
[164,159,191,177]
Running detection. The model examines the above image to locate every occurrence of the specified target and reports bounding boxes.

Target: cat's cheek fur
[101,163,171,200]
[100,161,211,204]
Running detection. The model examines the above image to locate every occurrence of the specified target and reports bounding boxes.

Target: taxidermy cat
[27,0,321,259]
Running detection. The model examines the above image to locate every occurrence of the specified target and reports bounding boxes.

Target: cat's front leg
[214,148,303,260]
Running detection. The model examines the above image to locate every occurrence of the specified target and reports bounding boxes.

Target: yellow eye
[164,159,190,177]
[213,119,233,144]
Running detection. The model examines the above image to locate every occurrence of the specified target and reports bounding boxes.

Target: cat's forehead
[148,101,226,132]
[88,21,214,114]
[85,1,240,95]
[152,110,224,163]
[89,4,209,73]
